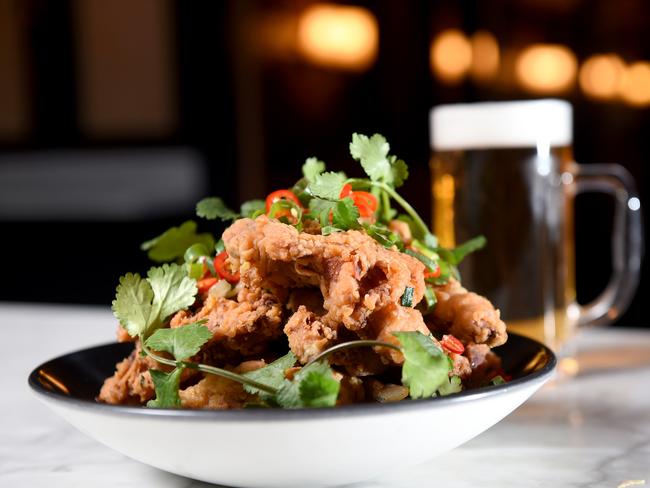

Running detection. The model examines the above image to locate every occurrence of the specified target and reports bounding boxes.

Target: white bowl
[29,334,555,487]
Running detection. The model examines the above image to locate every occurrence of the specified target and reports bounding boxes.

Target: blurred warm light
[430,29,472,84]
[515,44,577,93]
[579,54,625,100]
[619,61,650,107]
[470,31,500,81]
[297,4,378,71]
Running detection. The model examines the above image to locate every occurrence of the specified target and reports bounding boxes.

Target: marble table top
[1,302,649,488]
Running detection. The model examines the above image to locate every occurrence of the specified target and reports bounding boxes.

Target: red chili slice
[342,191,377,218]
[424,265,441,279]
[440,334,465,355]
[197,277,218,294]
[339,184,353,198]
[214,251,240,283]
[265,190,302,213]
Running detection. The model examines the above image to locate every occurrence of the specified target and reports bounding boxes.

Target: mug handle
[570,163,644,327]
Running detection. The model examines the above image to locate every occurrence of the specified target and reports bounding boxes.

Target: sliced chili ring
[339,183,353,198]
[440,334,465,355]
[351,191,377,217]
[265,190,302,213]
[214,251,240,283]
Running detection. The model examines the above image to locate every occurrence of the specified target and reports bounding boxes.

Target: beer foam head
[430,99,572,150]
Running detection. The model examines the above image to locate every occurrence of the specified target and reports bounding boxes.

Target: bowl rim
[28,332,556,422]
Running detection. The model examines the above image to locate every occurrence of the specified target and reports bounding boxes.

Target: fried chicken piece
[427,279,507,348]
[284,305,337,362]
[367,380,409,403]
[462,343,504,387]
[370,303,432,364]
[180,360,264,409]
[170,286,284,356]
[336,375,366,405]
[224,216,427,365]
[98,344,158,404]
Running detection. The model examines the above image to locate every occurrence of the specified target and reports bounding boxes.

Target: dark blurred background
[0,0,647,327]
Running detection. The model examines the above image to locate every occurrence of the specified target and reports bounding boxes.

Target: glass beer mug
[429,100,643,359]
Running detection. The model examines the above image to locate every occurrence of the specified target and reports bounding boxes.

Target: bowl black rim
[28,332,556,421]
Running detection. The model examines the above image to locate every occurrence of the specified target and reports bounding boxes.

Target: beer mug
[429,99,643,357]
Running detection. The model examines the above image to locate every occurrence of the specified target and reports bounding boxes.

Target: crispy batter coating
[170,286,285,356]
[98,344,158,404]
[101,215,509,409]
[427,279,507,348]
[224,216,427,364]
[224,216,425,325]
[180,360,264,409]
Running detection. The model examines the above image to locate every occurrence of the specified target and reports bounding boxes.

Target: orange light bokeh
[470,30,500,81]
[430,29,472,84]
[579,54,625,100]
[620,61,650,107]
[515,44,577,93]
[297,4,378,71]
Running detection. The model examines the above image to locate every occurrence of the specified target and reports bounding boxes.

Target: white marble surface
[2,302,649,488]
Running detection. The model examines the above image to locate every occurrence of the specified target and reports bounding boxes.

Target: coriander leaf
[393,331,451,399]
[275,361,340,408]
[141,220,215,263]
[437,236,487,265]
[196,197,239,221]
[389,156,409,188]
[114,263,199,340]
[112,273,154,338]
[310,172,346,200]
[243,351,297,395]
[331,198,361,230]
[302,157,326,182]
[147,367,183,408]
[309,197,337,226]
[350,133,391,182]
[400,286,414,307]
[146,264,197,334]
[240,199,266,218]
[144,322,212,361]
[438,375,463,396]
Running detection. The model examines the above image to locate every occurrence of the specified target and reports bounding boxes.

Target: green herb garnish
[196,197,239,221]
[141,221,215,263]
[393,331,452,399]
[400,286,415,307]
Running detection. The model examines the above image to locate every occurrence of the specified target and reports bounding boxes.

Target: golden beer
[429,100,642,355]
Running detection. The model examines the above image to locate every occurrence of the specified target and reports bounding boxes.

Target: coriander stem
[346,179,430,238]
[381,190,391,223]
[305,339,402,367]
[140,341,279,395]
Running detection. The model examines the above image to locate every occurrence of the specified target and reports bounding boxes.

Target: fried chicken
[101,214,509,409]
[98,343,158,404]
[180,360,264,409]
[224,216,427,364]
[427,278,507,348]
[170,286,284,357]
